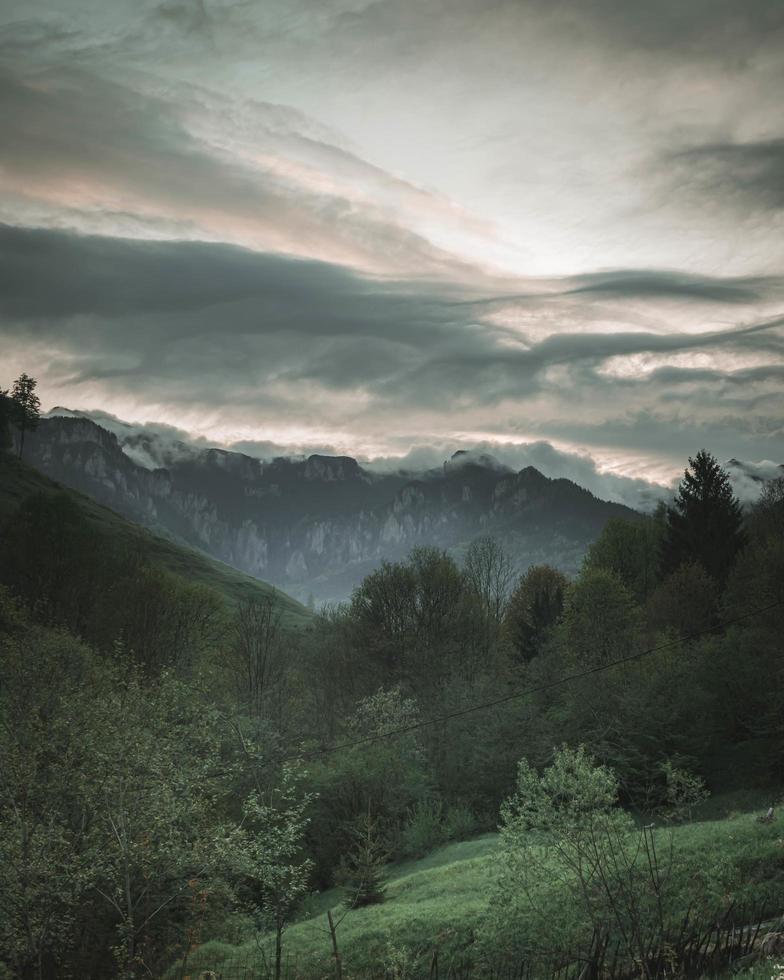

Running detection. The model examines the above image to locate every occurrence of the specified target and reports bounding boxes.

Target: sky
[1,0,783,487]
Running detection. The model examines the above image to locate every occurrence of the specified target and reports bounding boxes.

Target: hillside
[0,452,311,626]
[20,416,640,602]
[171,792,784,980]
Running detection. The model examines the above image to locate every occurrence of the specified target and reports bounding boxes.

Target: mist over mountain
[25,413,650,603]
[48,406,675,509]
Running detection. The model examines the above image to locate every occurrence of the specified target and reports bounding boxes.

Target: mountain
[0,450,311,627]
[19,416,641,602]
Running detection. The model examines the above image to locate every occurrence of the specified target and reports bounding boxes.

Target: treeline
[0,450,782,978]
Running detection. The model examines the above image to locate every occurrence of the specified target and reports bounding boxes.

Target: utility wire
[297,597,784,762]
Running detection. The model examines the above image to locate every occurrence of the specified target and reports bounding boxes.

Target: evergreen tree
[339,808,388,908]
[10,373,41,460]
[660,450,745,586]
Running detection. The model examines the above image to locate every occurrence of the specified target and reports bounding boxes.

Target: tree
[646,560,718,638]
[660,450,745,587]
[493,747,712,976]
[584,514,664,603]
[747,476,784,544]
[504,564,568,663]
[464,537,515,670]
[10,374,41,460]
[349,548,470,690]
[83,668,237,977]
[0,493,105,633]
[0,626,100,980]
[239,766,312,980]
[563,567,639,668]
[0,387,12,450]
[338,808,388,908]
[230,595,285,717]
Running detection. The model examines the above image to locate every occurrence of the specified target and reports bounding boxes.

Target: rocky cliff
[20,417,639,602]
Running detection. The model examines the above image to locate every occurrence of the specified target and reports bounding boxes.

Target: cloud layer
[1,0,783,480]
[4,224,783,481]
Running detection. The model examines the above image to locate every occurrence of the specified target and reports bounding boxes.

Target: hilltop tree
[660,450,745,586]
[10,373,41,460]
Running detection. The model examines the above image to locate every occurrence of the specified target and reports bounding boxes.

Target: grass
[0,452,311,626]
[171,794,784,980]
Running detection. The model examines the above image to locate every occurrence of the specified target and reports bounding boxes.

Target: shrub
[399,799,446,858]
[444,804,477,841]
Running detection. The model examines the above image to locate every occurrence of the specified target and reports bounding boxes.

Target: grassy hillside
[172,793,784,979]
[0,452,311,626]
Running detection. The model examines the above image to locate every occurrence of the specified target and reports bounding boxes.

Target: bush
[399,799,446,858]
[444,804,478,841]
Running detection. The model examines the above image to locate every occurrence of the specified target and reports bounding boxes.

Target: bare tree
[464,537,515,666]
[231,595,284,717]
[464,537,515,624]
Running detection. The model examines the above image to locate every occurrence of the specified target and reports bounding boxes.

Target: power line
[297,597,784,762]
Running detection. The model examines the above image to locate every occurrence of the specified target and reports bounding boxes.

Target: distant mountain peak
[444,449,509,474]
[304,454,364,482]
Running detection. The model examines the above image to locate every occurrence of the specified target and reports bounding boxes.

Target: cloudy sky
[2,0,783,485]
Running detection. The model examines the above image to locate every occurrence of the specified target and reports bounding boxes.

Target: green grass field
[0,453,311,626]
[172,792,784,980]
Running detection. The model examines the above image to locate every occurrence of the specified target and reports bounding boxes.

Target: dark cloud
[565,270,779,304]
[3,225,783,477]
[667,139,784,212]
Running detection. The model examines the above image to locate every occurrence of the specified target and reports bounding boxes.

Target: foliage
[492,747,744,972]
[237,764,313,980]
[0,390,12,450]
[646,559,718,638]
[443,804,478,842]
[399,800,447,859]
[338,809,388,908]
[2,439,783,978]
[584,512,664,602]
[9,373,41,459]
[562,566,640,667]
[504,563,567,662]
[660,450,745,586]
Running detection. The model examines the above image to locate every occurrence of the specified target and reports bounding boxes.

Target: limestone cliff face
[21,417,638,602]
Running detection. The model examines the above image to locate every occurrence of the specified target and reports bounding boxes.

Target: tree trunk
[274,915,283,980]
[327,909,343,980]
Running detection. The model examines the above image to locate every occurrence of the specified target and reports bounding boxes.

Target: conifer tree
[339,808,388,908]
[660,449,745,587]
[10,373,41,460]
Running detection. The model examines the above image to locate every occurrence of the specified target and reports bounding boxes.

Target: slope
[0,452,311,627]
[171,792,784,980]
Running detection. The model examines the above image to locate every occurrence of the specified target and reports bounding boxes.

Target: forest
[1,430,783,979]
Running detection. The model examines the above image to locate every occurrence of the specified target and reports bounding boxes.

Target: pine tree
[660,449,745,587]
[10,373,41,460]
[339,809,388,908]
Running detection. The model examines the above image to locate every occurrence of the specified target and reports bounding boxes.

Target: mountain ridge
[21,415,641,602]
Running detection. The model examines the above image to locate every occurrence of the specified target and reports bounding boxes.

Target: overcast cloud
[1,0,783,487]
